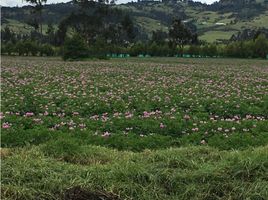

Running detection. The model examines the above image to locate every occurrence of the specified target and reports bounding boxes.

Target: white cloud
[1,0,217,7]
[1,0,70,7]
[1,0,26,7]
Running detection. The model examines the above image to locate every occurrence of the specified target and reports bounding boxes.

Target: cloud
[1,0,27,7]
[1,0,70,7]
[1,0,217,7]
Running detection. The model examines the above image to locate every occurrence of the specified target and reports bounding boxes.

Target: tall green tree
[151,30,167,45]
[121,15,135,43]
[1,27,16,43]
[46,23,56,45]
[168,19,196,50]
[62,34,89,60]
[57,0,135,47]
[25,0,47,34]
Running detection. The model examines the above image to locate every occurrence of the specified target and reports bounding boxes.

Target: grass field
[199,31,236,43]
[1,56,268,200]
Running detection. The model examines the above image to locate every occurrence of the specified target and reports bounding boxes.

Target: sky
[1,0,217,7]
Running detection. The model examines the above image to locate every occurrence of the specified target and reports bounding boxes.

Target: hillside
[1,0,268,42]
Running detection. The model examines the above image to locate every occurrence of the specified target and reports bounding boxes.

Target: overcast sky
[1,0,217,7]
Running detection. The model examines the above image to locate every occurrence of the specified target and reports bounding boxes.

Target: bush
[40,44,55,56]
[15,40,39,56]
[3,42,14,55]
[129,42,147,56]
[62,34,89,61]
[187,45,200,56]
[15,41,27,56]
[27,40,39,56]
[253,34,268,58]
[224,35,268,58]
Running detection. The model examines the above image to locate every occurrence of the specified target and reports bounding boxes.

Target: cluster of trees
[62,37,177,60]
[54,0,137,46]
[208,0,267,19]
[2,27,268,59]
[61,33,268,59]
[224,34,268,58]
[61,17,198,60]
[230,28,268,41]
[184,34,268,58]
[1,40,55,56]
[61,16,268,60]
[1,26,57,45]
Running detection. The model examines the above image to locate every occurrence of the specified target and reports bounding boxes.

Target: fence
[106,53,266,59]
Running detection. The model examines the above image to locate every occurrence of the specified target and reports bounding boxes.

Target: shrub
[253,34,268,58]
[15,40,39,56]
[3,42,14,55]
[129,42,147,56]
[187,45,200,56]
[40,44,54,56]
[27,40,39,56]
[16,41,27,56]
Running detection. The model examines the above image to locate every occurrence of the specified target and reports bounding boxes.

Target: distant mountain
[1,0,268,42]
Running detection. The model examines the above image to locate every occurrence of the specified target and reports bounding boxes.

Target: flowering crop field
[1,56,268,200]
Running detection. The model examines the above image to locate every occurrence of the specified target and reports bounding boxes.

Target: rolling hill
[1,0,268,42]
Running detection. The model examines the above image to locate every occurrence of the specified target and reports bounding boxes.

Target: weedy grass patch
[1,145,268,200]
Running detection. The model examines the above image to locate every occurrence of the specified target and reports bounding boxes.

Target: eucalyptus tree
[56,0,135,46]
[25,0,47,34]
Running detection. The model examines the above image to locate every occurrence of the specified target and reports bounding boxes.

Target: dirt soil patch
[64,186,120,200]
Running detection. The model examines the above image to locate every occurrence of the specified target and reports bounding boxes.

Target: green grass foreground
[2,145,268,200]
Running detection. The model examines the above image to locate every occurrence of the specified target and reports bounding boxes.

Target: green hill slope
[1,0,268,42]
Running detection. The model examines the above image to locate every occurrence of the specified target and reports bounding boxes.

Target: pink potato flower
[2,122,11,129]
[102,131,111,138]
[25,112,34,117]
[160,123,165,129]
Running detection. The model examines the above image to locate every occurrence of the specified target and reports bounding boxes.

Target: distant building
[139,0,162,2]
[215,22,226,26]
[139,0,191,3]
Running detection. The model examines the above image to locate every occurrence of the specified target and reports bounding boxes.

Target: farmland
[1,56,268,200]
